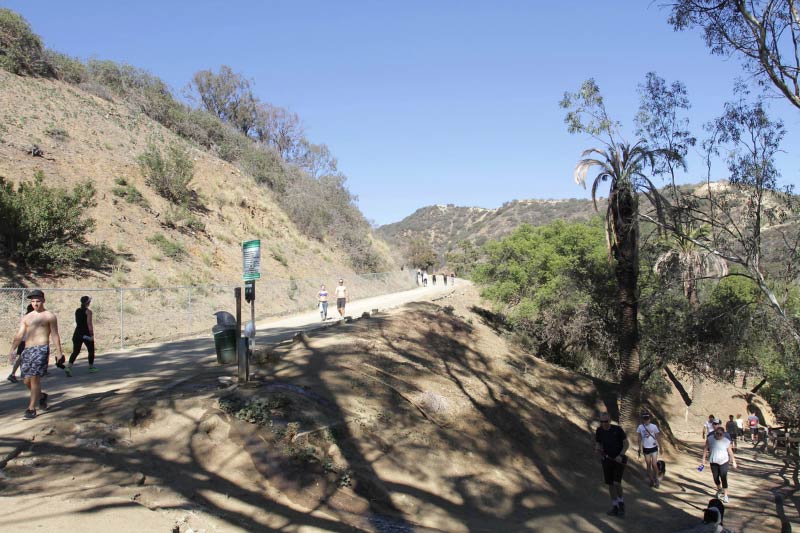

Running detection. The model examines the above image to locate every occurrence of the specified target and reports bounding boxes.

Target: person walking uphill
[7,290,64,420]
[595,412,629,517]
[318,285,329,321]
[64,295,96,376]
[636,412,661,488]
[703,425,738,503]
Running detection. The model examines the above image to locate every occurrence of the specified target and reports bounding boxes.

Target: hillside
[376,198,596,263]
[0,70,396,288]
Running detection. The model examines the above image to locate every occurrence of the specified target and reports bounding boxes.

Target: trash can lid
[213,311,236,326]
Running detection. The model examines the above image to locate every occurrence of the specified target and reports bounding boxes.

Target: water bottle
[697,464,705,472]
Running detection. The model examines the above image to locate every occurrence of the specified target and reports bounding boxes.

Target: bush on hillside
[0,9,54,77]
[137,142,195,204]
[44,49,86,83]
[0,172,105,269]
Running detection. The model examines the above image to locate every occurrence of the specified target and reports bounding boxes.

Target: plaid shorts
[20,344,49,378]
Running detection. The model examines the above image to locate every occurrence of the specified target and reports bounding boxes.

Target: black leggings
[69,336,95,366]
[710,462,729,488]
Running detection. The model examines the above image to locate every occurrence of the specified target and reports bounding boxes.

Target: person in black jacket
[595,412,630,517]
[64,295,96,376]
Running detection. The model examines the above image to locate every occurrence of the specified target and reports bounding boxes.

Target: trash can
[212,324,237,365]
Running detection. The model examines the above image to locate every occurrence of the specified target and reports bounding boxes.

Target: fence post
[20,288,25,318]
[187,286,192,336]
[118,288,124,350]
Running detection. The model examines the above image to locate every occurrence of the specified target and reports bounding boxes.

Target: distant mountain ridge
[376,198,597,261]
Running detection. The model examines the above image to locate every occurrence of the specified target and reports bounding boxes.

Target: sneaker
[649,479,654,487]
[55,357,65,369]
[7,374,17,384]
[65,367,72,377]
[39,392,48,410]
[654,478,660,488]
[618,502,625,517]
[23,409,36,420]
[721,495,729,504]
[606,505,619,516]
[88,366,99,373]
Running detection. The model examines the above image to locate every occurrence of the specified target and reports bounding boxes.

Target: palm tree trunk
[611,183,641,429]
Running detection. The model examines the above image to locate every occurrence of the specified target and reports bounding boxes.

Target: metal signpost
[240,239,261,383]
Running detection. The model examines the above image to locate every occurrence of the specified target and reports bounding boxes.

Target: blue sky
[3,1,799,225]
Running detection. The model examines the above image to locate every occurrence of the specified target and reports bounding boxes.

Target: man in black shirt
[595,412,629,517]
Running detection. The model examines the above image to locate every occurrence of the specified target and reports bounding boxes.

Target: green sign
[242,239,261,281]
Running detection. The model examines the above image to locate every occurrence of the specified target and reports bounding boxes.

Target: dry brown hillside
[0,70,393,289]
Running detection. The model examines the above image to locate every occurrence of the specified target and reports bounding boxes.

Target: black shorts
[643,446,658,456]
[751,427,758,436]
[337,298,346,307]
[602,457,626,485]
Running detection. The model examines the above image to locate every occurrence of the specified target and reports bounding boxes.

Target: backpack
[749,417,757,427]
[657,459,666,476]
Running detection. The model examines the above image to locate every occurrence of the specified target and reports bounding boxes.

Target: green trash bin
[212,324,237,365]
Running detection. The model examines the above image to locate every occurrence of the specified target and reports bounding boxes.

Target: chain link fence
[0,270,415,359]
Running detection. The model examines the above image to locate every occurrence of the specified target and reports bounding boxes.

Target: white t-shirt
[708,436,732,465]
[637,423,660,448]
[704,421,715,435]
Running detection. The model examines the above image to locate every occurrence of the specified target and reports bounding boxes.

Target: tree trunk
[750,377,767,394]
[665,366,693,406]
[611,182,641,429]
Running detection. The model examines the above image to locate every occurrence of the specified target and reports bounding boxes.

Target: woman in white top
[636,412,661,488]
[702,426,738,503]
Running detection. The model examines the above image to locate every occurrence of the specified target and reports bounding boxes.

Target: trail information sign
[242,239,261,281]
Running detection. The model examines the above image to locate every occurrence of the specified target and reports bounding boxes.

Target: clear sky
[3,1,799,225]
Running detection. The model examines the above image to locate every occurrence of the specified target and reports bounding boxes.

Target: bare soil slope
[0,286,785,532]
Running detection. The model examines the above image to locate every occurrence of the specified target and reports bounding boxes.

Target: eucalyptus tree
[561,80,680,427]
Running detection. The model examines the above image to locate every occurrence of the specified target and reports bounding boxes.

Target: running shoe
[23,409,36,420]
[618,502,625,517]
[39,392,48,410]
[65,367,73,377]
[606,505,619,516]
[721,495,729,504]
[55,357,65,369]
[88,366,99,373]
[654,478,660,488]
[7,374,17,383]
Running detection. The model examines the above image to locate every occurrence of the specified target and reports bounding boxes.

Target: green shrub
[44,127,69,141]
[0,9,54,77]
[0,171,106,269]
[146,233,186,259]
[270,246,288,267]
[137,142,194,204]
[111,177,149,208]
[43,49,86,83]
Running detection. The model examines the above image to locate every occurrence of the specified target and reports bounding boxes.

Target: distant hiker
[432,273,437,286]
[450,272,455,286]
[416,269,422,286]
[636,412,661,488]
[335,279,348,319]
[443,273,448,286]
[318,285,329,321]
[735,414,744,437]
[702,425,738,504]
[702,414,716,441]
[595,412,629,517]
[725,416,739,450]
[7,290,64,420]
[422,271,428,287]
[747,412,759,444]
[64,295,96,376]
[7,304,34,383]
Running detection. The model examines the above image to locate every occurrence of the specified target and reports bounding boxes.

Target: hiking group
[415,269,455,288]
[595,409,743,529]
[317,279,348,321]
[6,291,98,419]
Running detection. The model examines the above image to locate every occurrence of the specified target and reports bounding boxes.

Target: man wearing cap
[334,279,348,319]
[595,412,629,517]
[7,290,64,419]
[63,295,96,376]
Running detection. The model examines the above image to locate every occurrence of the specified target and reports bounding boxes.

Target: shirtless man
[7,289,64,419]
[334,279,348,319]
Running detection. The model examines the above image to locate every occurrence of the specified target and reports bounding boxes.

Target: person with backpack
[725,415,739,450]
[636,412,661,488]
[702,426,738,503]
[747,411,759,444]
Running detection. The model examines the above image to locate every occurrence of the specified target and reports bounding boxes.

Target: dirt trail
[0,284,796,532]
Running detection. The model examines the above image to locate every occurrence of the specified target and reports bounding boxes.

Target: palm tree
[574,141,661,428]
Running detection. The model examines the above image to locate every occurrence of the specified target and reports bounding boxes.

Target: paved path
[0,282,456,440]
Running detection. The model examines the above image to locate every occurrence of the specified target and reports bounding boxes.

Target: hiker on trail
[726,415,739,450]
[703,414,716,441]
[7,290,64,420]
[6,304,34,384]
[318,285,329,321]
[416,269,422,286]
[702,425,738,504]
[63,295,97,376]
[443,272,447,286]
[711,419,731,440]
[334,279,348,319]
[747,412,759,444]
[636,412,661,488]
[422,271,428,287]
[450,272,455,286]
[432,273,437,286]
[595,412,629,517]
[736,414,744,438]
